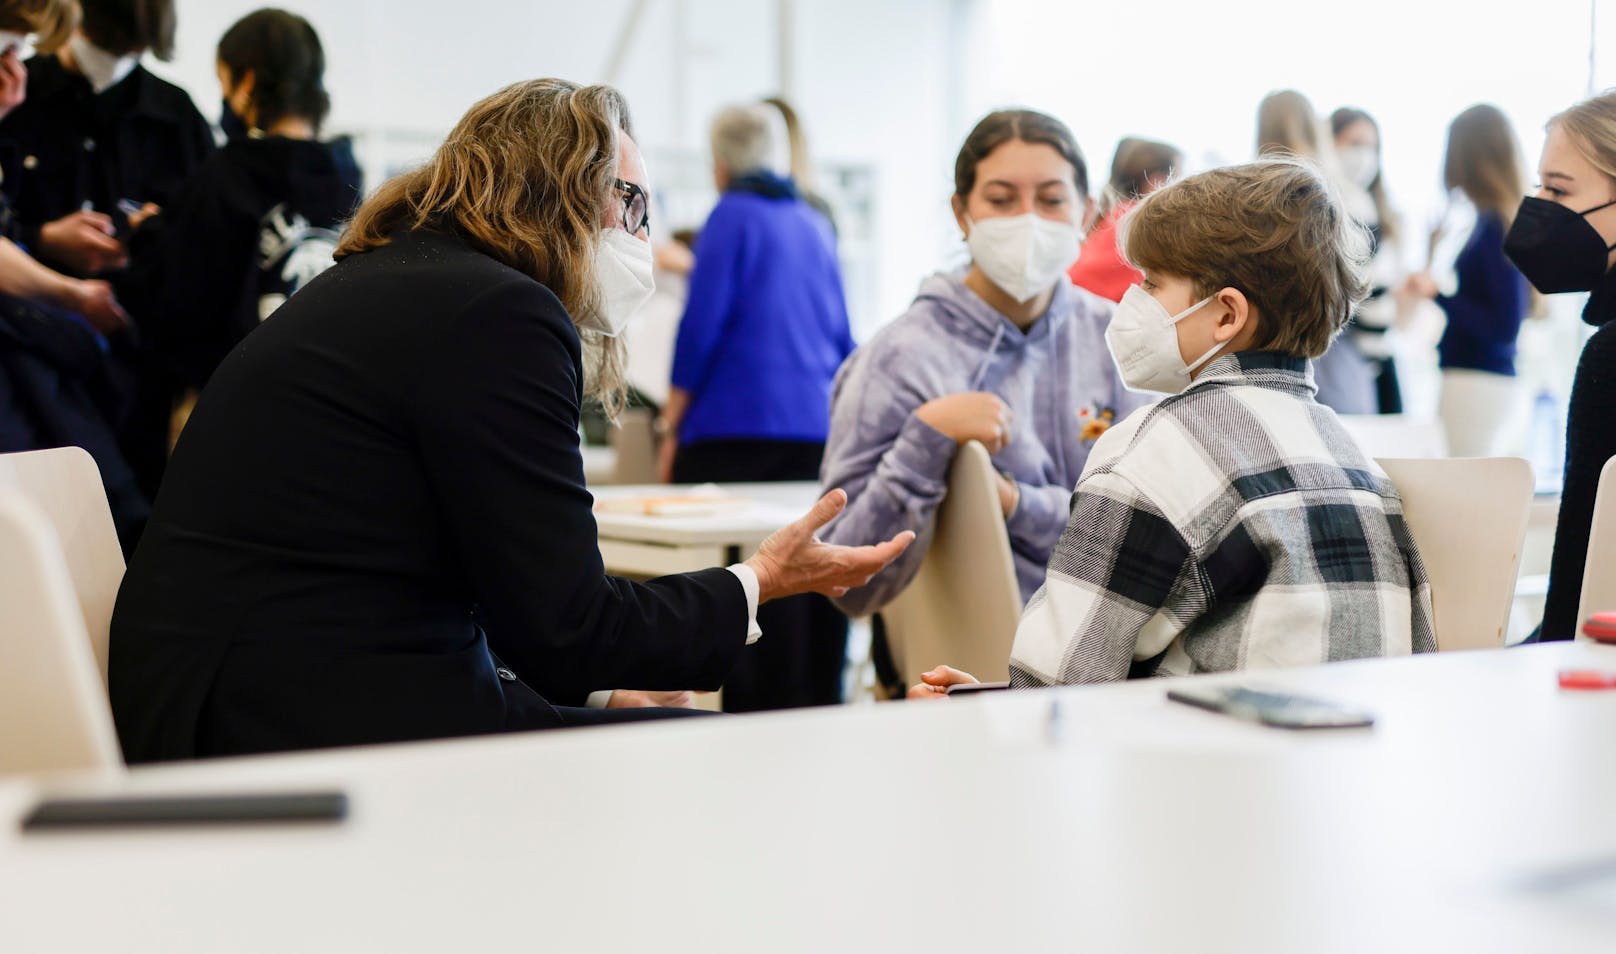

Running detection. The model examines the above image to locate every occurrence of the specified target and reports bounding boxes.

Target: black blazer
[109,229,748,763]
[0,57,215,267]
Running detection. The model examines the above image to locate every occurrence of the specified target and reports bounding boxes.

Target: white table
[591,481,821,576]
[4,642,1616,951]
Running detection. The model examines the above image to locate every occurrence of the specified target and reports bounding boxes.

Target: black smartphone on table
[20,790,349,832]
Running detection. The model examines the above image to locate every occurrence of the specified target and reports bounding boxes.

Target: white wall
[149,0,981,333]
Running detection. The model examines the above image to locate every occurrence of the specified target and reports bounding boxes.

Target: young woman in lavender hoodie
[820,109,1150,619]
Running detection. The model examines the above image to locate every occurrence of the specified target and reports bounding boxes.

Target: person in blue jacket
[656,101,855,711]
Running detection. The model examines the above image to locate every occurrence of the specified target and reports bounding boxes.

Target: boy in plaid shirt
[914,158,1436,694]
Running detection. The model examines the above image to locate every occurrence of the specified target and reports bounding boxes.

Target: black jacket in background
[109,229,748,763]
[0,55,214,269]
[0,292,148,549]
[118,135,363,388]
[1541,270,1616,639]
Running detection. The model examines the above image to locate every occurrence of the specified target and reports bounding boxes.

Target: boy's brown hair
[1119,157,1370,359]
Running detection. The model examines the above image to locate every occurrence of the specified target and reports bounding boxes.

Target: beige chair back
[1378,457,1534,651]
[0,447,125,683]
[1339,414,1449,458]
[880,441,1021,686]
[1575,457,1616,631]
[610,406,660,485]
[0,491,122,775]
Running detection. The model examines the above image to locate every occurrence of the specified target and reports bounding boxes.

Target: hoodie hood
[911,269,1077,386]
[226,135,363,227]
[914,269,1077,344]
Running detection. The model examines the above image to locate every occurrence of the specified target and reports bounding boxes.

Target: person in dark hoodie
[116,8,361,482]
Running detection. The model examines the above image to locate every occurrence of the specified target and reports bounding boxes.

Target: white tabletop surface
[4,642,1616,952]
[590,481,820,547]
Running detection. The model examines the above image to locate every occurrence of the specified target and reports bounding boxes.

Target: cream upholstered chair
[0,490,122,775]
[1575,457,1616,632]
[1377,457,1534,651]
[879,441,1021,687]
[0,446,125,684]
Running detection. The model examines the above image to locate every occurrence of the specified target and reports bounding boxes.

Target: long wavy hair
[336,78,631,414]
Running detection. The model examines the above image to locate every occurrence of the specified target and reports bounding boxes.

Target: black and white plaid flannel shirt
[1010,351,1437,687]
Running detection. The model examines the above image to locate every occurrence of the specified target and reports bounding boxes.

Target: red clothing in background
[1068,203,1141,303]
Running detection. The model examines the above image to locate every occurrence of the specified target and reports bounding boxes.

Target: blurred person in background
[1257,88,1377,415]
[1402,104,1532,457]
[0,0,210,277]
[115,8,362,470]
[658,102,855,711]
[1067,135,1181,302]
[0,0,212,502]
[1332,106,1407,414]
[762,95,837,236]
[0,0,149,551]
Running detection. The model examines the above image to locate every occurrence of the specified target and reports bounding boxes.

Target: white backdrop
[150,0,982,335]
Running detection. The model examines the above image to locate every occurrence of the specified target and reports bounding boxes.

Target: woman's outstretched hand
[745,489,915,603]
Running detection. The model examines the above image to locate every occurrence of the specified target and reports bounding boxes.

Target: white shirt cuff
[585,689,614,709]
[726,563,763,644]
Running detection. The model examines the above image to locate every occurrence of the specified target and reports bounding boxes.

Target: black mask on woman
[1503,195,1616,294]
[219,97,249,142]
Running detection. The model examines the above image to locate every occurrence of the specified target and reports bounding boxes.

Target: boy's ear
[1212,287,1252,343]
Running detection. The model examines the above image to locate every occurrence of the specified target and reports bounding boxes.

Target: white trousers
[1438,369,1526,457]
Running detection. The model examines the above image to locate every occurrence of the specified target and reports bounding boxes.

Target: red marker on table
[1558,669,1616,691]
[1582,612,1616,644]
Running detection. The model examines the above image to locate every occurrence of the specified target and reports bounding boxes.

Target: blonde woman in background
[1500,91,1616,639]
[1403,104,1533,457]
[762,95,838,234]
[1256,89,1378,415]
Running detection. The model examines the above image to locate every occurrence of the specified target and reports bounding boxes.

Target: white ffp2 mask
[965,213,1081,304]
[582,229,655,337]
[1105,285,1225,394]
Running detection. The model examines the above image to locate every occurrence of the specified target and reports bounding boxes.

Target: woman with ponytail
[117,8,363,488]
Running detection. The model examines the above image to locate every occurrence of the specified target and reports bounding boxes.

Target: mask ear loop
[1171,294,1228,376]
[1580,199,1616,251]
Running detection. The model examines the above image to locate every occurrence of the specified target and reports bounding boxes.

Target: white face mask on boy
[1105,285,1227,394]
[581,229,655,337]
[965,212,1081,304]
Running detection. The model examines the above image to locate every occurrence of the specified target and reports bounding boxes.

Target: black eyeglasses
[614,178,650,237]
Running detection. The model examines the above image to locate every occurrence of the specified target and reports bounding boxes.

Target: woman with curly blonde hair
[109,78,912,763]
